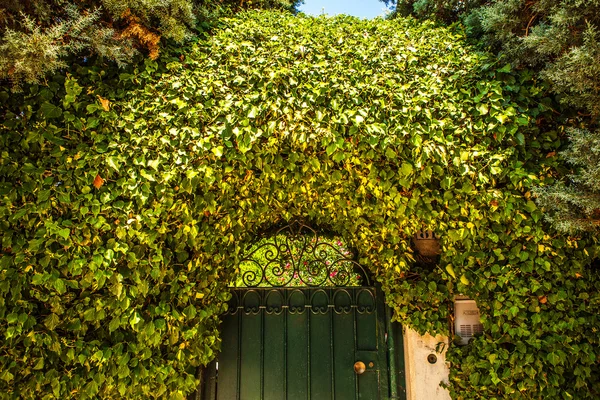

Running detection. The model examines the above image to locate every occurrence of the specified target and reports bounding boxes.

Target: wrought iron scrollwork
[356,288,376,313]
[237,222,370,287]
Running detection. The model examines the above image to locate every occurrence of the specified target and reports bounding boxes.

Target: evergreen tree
[386,0,600,233]
[383,0,484,24]
[0,0,302,89]
[534,128,600,232]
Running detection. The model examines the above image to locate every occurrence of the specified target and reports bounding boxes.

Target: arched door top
[234,221,371,288]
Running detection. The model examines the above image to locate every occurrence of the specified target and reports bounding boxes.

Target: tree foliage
[385,0,484,24]
[533,128,600,232]
[387,0,600,232]
[0,0,302,89]
[0,11,598,399]
[386,0,600,116]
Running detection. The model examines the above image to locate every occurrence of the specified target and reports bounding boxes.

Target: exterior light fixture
[454,296,483,345]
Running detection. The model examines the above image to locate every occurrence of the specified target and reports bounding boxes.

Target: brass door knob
[354,361,366,375]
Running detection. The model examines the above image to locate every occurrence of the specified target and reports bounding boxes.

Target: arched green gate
[196,223,406,400]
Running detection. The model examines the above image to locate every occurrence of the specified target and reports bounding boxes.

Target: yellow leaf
[445,264,456,279]
[460,274,470,285]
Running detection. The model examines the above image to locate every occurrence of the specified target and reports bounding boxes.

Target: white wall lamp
[454,296,483,345]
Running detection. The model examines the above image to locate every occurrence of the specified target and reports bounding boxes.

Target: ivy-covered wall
[0,10,598,399]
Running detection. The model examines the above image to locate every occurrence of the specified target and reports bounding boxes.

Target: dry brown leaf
[119,9,161,60]
[539,295,547,304]
[93,174,104,189]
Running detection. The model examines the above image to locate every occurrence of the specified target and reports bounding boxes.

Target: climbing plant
[0,10,598,399]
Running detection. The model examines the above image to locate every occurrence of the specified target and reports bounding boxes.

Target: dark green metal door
[195,223,406,400]
[215,286,393,400]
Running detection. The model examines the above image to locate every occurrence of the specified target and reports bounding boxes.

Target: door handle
[354,361,366,375]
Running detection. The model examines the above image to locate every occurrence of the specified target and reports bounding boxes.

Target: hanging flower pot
[412,229,441,257]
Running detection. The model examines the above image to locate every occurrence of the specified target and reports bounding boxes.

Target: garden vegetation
[385,0,600,233]
[0,9,598,400]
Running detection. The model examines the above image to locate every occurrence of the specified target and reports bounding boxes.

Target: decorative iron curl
[236,221,370,287]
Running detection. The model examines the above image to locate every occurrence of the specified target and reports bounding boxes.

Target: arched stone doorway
[196,221,407,400]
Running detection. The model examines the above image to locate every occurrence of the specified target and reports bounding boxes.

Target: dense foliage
[384,0,600,232]
[0,0,302,89]
[0,10,598,399]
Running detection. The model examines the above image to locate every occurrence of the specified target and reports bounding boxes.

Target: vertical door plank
[239,291,262,400]
[200,361,217,400]
[310,290,333,399]
[355,288,380,400]
[355,289,377,351]
[332,289,356,400]
[217,297,240,400]
[263,290,285,400]
[286,290,308,400]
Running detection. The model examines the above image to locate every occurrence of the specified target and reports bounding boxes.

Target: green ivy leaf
[385,147,397,159]
[44,313,60,330]
[332,152,346,162]
[58,228,70,239]
[524,200,537,212]
[477,103,489,115]
[109,317,121,333]
[498,63,512,73]
[400,162,413,177]
[0,370,14,383]
[326,143,337,156]
[54,279,66,294]
[39,102,63,119]
[212,146,224,157]
[547,352,561,366]
[33,357,44,370]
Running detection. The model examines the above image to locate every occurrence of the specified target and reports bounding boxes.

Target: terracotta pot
[412,230,441,257]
